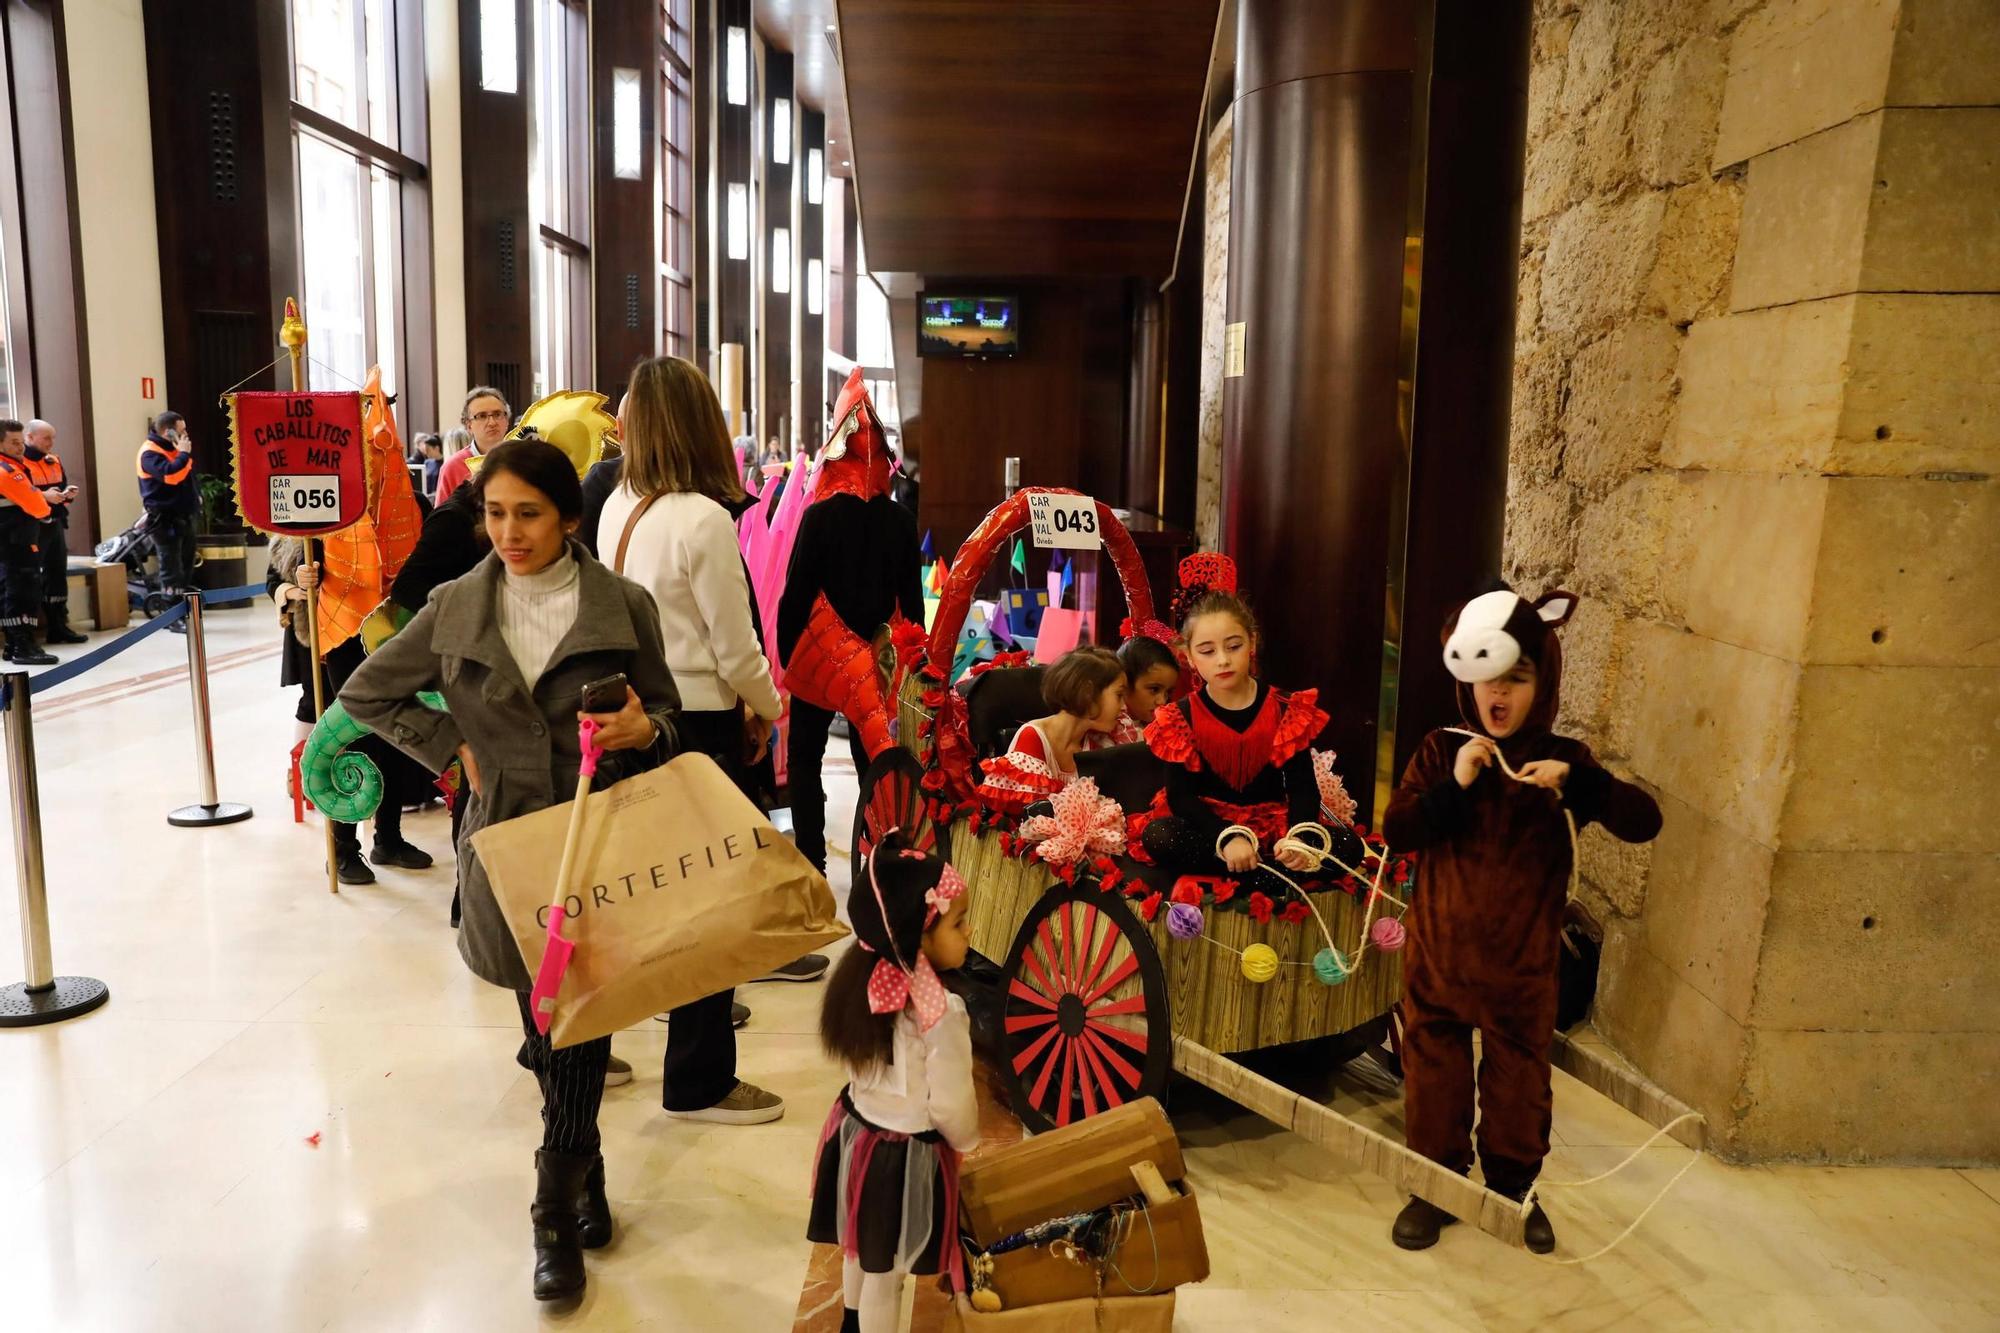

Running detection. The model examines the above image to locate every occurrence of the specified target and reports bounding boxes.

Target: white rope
[1442,727,1581,899]
[1521,1112,1706,1266]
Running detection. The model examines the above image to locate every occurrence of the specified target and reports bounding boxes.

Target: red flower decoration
[1279,900,1311,925]
[1137,892,1163,923]
[1170,878,1205,906]
[1248,892,1274,924]
[1210,880,1237,904]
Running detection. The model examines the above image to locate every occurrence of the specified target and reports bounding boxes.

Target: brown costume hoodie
[1384,624,1661,986]
[1383,595,1662,1189]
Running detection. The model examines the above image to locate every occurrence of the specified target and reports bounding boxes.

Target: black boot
[841,1310,861,1332]
[43,617,87,645]
[4,630,55,666]
[575,1154,613,1249]
[532,1149,592,1300]
[1391,1196,1459,1251]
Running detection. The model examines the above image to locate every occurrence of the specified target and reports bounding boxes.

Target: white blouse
[496,551,580,689]
[847,991,981,1152]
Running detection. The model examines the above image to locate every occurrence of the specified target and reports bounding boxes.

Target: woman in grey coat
[340,439,680,1303]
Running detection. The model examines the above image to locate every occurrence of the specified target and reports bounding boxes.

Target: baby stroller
[93,511,180,619]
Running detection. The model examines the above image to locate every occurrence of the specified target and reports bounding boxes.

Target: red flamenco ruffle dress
[1134,683,1329,871]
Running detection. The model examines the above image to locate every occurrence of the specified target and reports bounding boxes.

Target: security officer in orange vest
[138,410,199,604]
[23,419,85,645]
[0,418,56,665]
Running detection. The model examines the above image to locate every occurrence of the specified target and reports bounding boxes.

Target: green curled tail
[301,702,381,823]
[300,692,449,825]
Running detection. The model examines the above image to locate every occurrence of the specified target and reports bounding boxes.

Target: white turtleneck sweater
[495,550,580,688]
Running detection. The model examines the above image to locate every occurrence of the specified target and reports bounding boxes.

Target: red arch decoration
[930,489,1156,663]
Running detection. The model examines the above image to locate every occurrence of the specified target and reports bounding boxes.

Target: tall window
[661,0,695,360]
[290,0,421,401]
[531,0,590,397]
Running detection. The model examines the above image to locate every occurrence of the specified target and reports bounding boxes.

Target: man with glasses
[433,386,512,502]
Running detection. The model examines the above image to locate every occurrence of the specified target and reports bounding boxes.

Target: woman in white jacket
[600,355,793,1126]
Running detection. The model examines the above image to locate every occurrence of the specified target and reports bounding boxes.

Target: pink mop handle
[529,718,607,1034]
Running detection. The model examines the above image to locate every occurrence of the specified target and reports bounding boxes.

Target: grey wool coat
[340,542,682,990]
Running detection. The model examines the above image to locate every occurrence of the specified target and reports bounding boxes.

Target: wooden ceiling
[753,0,855,179]
[831,0,1221,278]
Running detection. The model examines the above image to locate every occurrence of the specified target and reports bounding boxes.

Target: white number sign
[268,475,343,526]
[1027,492,1104,551]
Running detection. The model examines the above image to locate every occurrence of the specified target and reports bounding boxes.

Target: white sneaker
[604,1054,633,1087]
[663,1080,785,1126]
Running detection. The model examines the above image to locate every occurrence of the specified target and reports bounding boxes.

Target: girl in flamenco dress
[1136,555,1331,891]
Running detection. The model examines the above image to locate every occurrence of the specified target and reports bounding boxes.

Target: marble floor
[2,606,1996,1332]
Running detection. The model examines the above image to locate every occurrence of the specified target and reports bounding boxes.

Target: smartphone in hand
[579,673,629,715]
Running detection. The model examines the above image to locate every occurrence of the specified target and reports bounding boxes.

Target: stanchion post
[0,671,109,1026]
[169,592,252,828]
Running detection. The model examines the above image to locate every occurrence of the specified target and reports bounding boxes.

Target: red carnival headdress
[1171,552,1239,625]
[815,367,894,503]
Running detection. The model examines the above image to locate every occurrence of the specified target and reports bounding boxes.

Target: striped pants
[514,991,612,1155]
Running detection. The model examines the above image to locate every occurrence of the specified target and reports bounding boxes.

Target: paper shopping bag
[475,752,848,1047]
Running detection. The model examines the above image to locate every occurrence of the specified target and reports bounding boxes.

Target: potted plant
[194,475,253,607]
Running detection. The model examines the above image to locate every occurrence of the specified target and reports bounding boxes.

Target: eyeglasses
[467,410,508,424]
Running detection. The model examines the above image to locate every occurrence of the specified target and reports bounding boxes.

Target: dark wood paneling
[4,0,96,545]
[1122,281,1164,513]
[1223,0,1413,821]
[460,0,531,409]
[759,49,793,447]
[1396,0,1532,777]
[751,0,850,187]
[915,279,1128,558]
[1159,169,1204,529]
[715,0,753,406]
[144,0,289,517]
[838,0,1218,277]
[798,107,826,447]
[593,0,661,400]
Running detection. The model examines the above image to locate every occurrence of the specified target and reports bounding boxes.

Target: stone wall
[1196,108,1233,553]
[1510,0,1999,1162]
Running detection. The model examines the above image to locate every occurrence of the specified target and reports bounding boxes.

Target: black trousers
[0,508,41,630]
[38,519,69,625]
[514,991,612,1155]
[151,508,196,591]
[657,707,750,1111]
[786,698,869,873]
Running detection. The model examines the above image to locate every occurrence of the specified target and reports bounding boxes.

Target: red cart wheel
[999,883,1172,1133]
[853,748,949,872]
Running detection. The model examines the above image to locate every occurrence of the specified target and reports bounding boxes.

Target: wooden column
[592,0,662,399]
[142,0,290,494]
[460,0,531,410]
[798,107,827,449]
[4,0,97,543]
[759,49,793,450]
[713,0,752,428]
[1393,0,1532,778]
[1221,0,1417,819]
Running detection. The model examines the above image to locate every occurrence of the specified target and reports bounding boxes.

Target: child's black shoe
[840,1309,861,1333]
[1391,1195,1457,1250]
[1523,1200,1556,1254]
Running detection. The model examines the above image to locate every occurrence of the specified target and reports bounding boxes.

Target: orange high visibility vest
[0,454,52,519]
[137,439,193,486]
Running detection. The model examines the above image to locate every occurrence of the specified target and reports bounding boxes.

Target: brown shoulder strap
[612,492,663,575]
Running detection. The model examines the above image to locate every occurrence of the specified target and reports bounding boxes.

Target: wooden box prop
[981,1177,1207,1307]
[959,1098,1185,1247]
[945,1292,1176,1332]
[227,391,369,537]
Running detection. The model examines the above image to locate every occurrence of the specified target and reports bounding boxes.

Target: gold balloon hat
[466,389,616,480]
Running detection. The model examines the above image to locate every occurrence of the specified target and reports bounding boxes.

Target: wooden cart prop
[860,489,1703,1250]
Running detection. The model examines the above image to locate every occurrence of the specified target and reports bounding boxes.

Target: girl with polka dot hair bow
[809,832,980,1332]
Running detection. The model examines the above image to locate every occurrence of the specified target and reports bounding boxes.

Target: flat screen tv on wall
[917,293,1020,359]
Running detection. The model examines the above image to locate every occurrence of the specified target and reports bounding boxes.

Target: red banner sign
[227,391,369,537]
